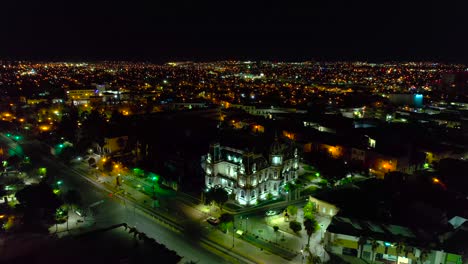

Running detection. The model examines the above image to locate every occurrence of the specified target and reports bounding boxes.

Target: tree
[64,189,82,211]
[205,186,228,211]
[266,192,273,200]
[79,109,108,148]
[370,240,379,263]
[88,157,96,167]
[289,220,302,233]
[395,241,406,260]
[304,216,319,247]
[15,183,63,230]
[219,213,234,233]
[287,205,298,219]
[419,249,430,264]
[273,225,280,243]
[219,213,234,223]
[357,236,368,259]
[103,160,114,173]
[306,252,322,264]
[56,107,79,143]
[57,146,76,164]
[0,184,7,204]
[303,201,317,219]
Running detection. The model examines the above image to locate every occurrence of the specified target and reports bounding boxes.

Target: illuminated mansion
[204,137,299,206]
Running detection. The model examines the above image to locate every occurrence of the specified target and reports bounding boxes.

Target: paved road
[19,140,236,264]
[17,139,330,264]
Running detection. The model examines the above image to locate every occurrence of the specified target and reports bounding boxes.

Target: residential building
[324,216,466,264]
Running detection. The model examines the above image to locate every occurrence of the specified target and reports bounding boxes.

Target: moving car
[265,210,281,216]
[75,208,87,217]
[206,216,220,225]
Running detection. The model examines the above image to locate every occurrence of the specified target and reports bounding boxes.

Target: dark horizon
[2,0,468,64]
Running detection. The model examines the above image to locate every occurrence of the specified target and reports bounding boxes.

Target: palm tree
[0,185,7,204]
[357,236,368,259]
[395,241,405,260]
[273,225,279,243]
[419,249,430,264]
[63,189,82,230]
[370,240,379,263]
[304,216,319,248]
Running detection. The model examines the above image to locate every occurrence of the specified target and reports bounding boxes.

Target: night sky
[2,0,468,63]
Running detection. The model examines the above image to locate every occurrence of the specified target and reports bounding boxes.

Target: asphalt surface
[18,139,236,264]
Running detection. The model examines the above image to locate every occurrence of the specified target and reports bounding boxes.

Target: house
[324,216,464,264]
[102,136,128,156]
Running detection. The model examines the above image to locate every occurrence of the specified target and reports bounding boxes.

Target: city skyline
[2,0,468,63]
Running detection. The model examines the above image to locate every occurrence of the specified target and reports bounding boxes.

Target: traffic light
[57,180,63,185]
[5,133,11,137]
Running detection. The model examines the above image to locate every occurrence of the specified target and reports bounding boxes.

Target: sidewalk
[77,165,327,264]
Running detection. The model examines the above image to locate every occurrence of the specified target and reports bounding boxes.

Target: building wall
[308,196,339,217]
[325,230,461,264]
[204,144,299,206]
[103,136,128,155]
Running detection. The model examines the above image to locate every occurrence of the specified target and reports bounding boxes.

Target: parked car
[206,216,220,225]
[75,208,87,217]
[265,210,281,216]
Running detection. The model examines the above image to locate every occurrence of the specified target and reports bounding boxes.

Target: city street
[10,138,334,264]
[20,140,236,264]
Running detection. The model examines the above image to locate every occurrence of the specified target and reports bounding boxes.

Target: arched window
[241,190,245,198]
[252,190,256,198]
[274,183,277,190]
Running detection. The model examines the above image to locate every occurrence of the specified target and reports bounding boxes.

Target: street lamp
[150,174,159,208]
[232,217,235,248]
[301,247,305,264]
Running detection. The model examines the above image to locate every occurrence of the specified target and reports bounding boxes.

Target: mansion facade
[203,137,299,206]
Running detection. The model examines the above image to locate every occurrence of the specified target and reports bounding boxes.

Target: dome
[270,137,282,155]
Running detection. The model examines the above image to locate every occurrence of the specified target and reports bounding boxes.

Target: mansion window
[241,190,245,198]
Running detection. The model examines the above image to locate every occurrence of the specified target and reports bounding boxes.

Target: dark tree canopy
[64,189,82,208]
[205,187,228,210]
[289,220,302,233]
[56,107,79,143]
[219,213,234,224]
[16,183,62,210]
[15,183,63,229]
